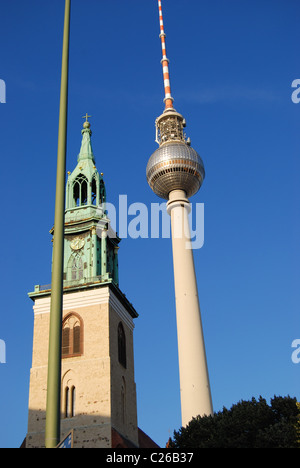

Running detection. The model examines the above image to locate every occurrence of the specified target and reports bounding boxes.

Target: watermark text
[291,79,300,103]
[96,195,204,249]
[0,339,6,364]
[291,339,300,364]
[0,79,6,103]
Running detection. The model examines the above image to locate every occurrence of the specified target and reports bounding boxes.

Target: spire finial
[78,115,94,162]
[158,0,174,110]
[82,113,91,128]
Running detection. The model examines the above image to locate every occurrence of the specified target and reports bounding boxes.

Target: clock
[70,237,85,251]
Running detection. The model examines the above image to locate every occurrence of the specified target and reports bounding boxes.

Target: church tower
[26,117,139,448]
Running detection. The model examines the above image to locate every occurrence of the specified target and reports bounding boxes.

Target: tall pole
[167,190,213,426]
[45,0,71,448]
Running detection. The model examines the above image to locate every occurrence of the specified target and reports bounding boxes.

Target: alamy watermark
[291,339,300,364]
[291,79,300,103]
[0,339,6,364]
[95,195,204,250]
[0,79,6,103]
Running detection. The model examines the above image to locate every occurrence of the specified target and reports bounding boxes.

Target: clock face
[70,237,85,251]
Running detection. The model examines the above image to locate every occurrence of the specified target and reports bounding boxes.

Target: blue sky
[0,0,299,448]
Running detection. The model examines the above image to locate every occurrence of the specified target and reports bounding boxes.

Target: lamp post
[45,0,71,448]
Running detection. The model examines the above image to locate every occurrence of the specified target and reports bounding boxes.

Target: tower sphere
[146,141,205,200]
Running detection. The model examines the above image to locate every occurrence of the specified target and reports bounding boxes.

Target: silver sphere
[146,142,205,199]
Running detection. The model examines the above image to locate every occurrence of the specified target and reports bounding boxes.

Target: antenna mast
[158,0,174,110]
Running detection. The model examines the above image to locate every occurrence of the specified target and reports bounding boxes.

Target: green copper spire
[78,114,95,163]
[66,117,106,210]
[63,117,120,288]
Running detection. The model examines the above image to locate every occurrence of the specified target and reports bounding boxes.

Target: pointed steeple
[63,116,120,287]
[65,116,106,211]
[78,114,95,163]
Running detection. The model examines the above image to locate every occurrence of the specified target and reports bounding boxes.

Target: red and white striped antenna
[158,0,174,111]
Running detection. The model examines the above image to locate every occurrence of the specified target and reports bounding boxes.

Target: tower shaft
[167,190,213,425]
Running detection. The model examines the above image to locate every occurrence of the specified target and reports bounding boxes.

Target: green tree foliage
[170,396,300,448]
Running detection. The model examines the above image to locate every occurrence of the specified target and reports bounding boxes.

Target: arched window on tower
[99,179,106,204]
[71,386,76,418]
[73,325,81,355]
[71,255,83,281]
[62,313,83,358]
[81,179,87,205]
[73,174,88,207]
[62,369,77,419]
[62,327,70,356]
[91,177,97,205]
[118,322,126,369]
[63,385,76,418]
[64,387,69,418]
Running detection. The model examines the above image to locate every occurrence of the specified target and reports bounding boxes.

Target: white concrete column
[167,189,213,426]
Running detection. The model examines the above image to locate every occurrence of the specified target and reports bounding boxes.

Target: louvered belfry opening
[62,327,70,357]
[62,313,83,358]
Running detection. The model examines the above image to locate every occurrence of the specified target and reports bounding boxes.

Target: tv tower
[146,0,213,426]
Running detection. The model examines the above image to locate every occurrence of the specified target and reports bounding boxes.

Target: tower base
[26,282,139,448]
